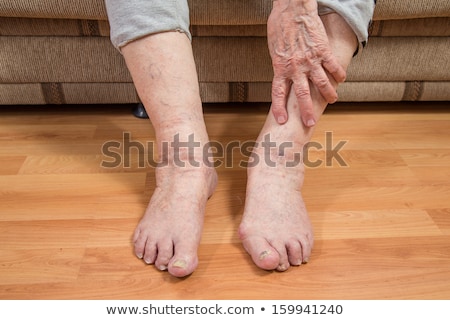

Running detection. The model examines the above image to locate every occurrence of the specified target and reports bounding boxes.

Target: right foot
[133,164,217,277]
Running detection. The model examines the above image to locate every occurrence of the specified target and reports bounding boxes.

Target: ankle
[249,133,306,169]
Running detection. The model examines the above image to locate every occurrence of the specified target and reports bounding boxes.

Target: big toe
[167,243,199,278]
[242,236,282,271]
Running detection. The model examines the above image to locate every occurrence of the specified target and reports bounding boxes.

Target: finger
[310,67,338,104]
[271,76,291,124]
[292,75,316,127]
[322,54,347,83]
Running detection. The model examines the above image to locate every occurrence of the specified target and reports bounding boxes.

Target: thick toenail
[259,251,270,260]
[173,260,187,269]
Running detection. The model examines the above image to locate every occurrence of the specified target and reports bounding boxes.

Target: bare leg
[239,13,358,271]
[122,32,217,277]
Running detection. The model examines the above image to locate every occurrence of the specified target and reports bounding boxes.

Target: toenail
[137,253,143,259]
[172,260,187,269]
[158,265,168,271]
[278,264,288,271]
[259,250,270,260]
[303,257,309,263]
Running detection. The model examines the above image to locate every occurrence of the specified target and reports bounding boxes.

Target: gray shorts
[318,0,376,49]
[105,0,375,51]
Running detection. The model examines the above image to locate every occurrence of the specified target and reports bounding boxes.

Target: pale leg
[122,32,217,277]
[239,13,358,271]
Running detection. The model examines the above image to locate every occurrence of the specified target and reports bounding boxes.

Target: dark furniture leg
[132,103,149,119]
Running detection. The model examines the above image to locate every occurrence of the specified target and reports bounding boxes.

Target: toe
[154,240,174,271]
[133,228,147,260]
[286,240,303,266]
[301,234,314,263]
[169,257,198,277]
[168,242,199,277]
[143,238,157,265]
[242,236,280,270]
[273,241,290,272]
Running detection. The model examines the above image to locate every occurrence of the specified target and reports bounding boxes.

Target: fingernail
[307,119,316,127]
[277,116,287,124]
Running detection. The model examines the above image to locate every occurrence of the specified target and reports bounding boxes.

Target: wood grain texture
[0,102,449,299]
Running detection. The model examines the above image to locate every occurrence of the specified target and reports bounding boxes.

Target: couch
[1,0,449,105]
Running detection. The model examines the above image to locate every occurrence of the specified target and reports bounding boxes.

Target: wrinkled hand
[268,0,346,126]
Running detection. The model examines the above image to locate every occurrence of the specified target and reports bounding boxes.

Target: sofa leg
[132,103,149,119]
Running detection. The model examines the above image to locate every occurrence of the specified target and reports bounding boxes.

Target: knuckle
[294,86,310,98]
[272,84,287,98]
[292,54,306,65]
[315,78,330,90]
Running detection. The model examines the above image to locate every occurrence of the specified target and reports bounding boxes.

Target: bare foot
[134,164,217,277]
[239,130,313,271]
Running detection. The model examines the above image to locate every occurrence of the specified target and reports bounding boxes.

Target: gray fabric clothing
[105,0,191,51]
[105,0,375,52]
[318,0,376,47]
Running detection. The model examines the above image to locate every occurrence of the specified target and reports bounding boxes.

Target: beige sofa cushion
[1,0,449,105]
[2,0,450,22]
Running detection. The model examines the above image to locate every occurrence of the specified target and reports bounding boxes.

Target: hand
[268,0,346,126]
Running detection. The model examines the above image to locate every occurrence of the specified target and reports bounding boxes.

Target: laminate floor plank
[0,102,449,300]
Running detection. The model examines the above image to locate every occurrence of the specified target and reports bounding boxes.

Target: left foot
[238,9,358,269]
[239,122,314,271]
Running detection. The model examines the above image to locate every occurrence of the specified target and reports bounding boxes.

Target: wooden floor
[0,102,449,300]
